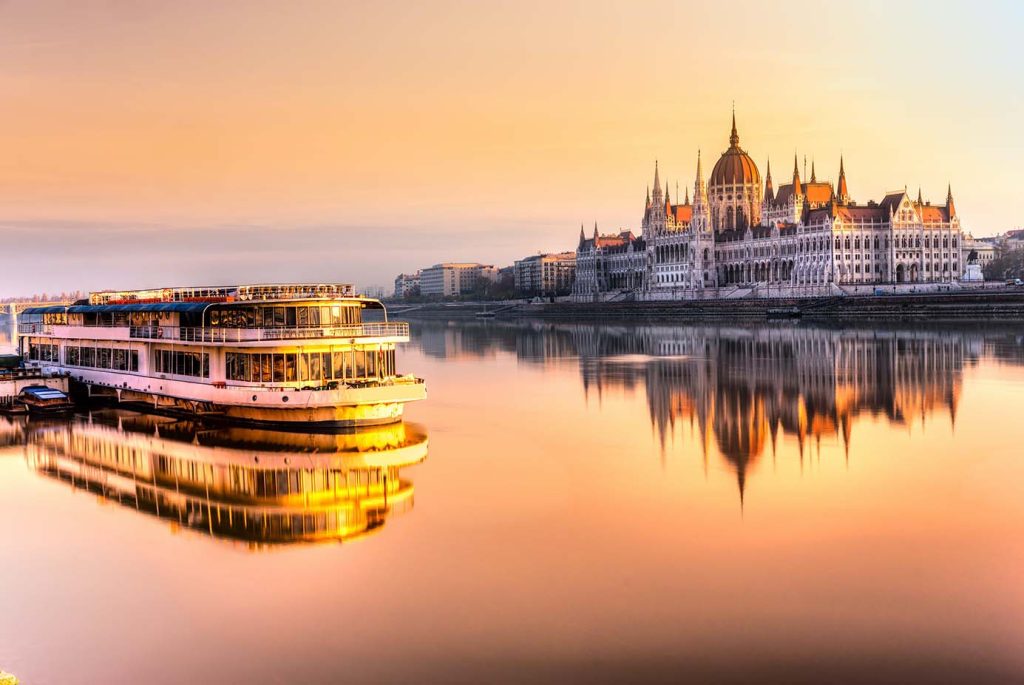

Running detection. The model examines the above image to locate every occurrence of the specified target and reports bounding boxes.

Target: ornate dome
[709,114,761,188]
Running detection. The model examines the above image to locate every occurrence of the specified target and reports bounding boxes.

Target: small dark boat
[766,307,802,320]
[16,385,74,415]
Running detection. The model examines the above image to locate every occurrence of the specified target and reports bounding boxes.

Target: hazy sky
[1,0,1021,295]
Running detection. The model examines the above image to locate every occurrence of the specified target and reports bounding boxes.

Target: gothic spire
[694,150,707,205]
[917,187,923,205]
[764,157,774,202]
[837,156,849,204]
[652,161,663,204]
[810,159,817,183]
[947,183,956,218]
[729,105,739,148]
[792,154,802,197]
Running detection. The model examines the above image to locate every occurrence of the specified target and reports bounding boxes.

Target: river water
[1,319,1023,684]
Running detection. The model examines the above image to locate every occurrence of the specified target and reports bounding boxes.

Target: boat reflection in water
[24,410,428,548]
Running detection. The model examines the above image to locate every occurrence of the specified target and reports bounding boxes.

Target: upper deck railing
[18,321,409,342]
[129,321,409,343]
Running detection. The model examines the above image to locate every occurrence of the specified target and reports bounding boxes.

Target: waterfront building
[513,252,576,297]
[394,272,421,298]
[419,263,498,297]
[573,112,967,300]
[572,226,647,299]
[17,284,426,428]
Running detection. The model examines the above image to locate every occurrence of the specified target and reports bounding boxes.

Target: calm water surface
[2,320,1024,684]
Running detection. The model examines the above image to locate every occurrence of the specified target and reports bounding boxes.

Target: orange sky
[1,0,1022,293]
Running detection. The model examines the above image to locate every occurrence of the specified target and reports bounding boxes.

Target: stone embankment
[393,290,1024,323]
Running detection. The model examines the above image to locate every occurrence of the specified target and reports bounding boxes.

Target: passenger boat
[16,385,74,415]
[18,284,426,428]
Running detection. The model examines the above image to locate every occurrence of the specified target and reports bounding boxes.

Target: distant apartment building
[513,252,577,296]
[1000,229,1024,251]
[419,263,497,297]
[393,272,421,298]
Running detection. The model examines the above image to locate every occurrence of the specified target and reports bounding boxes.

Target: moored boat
[16,385,74,415]
[18,284,426,427]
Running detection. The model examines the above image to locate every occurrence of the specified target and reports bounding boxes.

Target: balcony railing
[128,322,410,343]
[17,323,52,335]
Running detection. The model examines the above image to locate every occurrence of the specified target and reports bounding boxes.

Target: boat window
[285,354,297,382]
[27,342,59,362]
[154,350,210,378]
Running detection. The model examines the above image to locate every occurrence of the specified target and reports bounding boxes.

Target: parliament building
[574,113,965,300]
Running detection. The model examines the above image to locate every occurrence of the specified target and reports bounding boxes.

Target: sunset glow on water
[2,320,1023,683]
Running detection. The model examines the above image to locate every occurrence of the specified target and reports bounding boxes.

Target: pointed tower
[692,150,709,231]
[593,222,598,240]
[652,160,663,205]
[837,156,849,205]
[685,187,690,205]
[792,154,803,197]
[729,105,740,149]
[646,162,666,237]
[810,159,817,184]
[578,223,585,247]
[664,181,672,215]
[917,187,923,206]
[947,184,956,218]
[764,158,775,203]
[691,148,715,288]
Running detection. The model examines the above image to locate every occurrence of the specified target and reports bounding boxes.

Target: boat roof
[21,386,68,400]
[22,299,385,316]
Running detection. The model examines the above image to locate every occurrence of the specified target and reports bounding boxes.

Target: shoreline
[391,289,1024,323]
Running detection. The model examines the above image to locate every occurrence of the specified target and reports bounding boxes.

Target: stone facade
[573,114,967,300]
[420,263,496,297]
[572,226,646,299]
[514,252,576,297]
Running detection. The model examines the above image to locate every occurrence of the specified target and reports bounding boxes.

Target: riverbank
[392,289,1024,323]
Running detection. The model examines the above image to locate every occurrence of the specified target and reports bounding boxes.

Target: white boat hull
[55,366,426,427]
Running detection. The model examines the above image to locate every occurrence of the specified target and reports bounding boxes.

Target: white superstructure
[18,284,426,427]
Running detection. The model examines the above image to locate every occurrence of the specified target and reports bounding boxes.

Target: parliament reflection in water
[415,320,1024,499]
[17,410,428,548]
